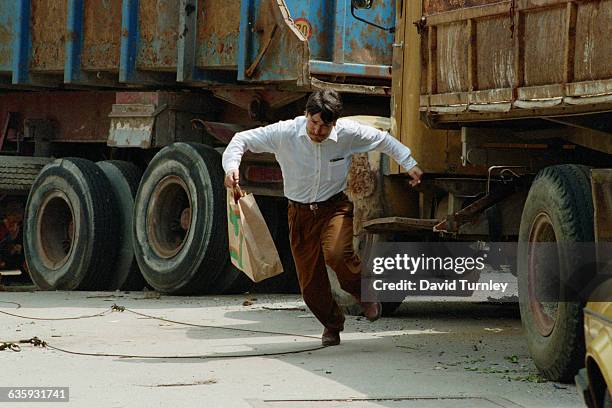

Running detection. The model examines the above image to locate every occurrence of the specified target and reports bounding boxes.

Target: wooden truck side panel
[419,0,612,123]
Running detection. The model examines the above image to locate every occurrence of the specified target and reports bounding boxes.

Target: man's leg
[320,200,362,300]
[321,199,381,321]
[288,204,345,332]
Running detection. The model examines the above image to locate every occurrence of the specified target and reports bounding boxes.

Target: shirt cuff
[401,156,418,171]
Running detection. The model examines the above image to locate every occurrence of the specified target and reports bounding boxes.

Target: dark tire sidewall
[133,143,226,293]
[518,164,591,381]
[24,159,116,290]
[97,160,144,290]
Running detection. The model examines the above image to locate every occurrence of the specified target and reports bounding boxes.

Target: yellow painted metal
[584,301,612,396]
[390,0,463,175]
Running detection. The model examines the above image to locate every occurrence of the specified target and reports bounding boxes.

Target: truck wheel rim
[147,175,192,259]
[527,212,560,337]
[36,191,75,270]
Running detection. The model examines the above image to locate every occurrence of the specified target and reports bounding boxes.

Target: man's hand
[407,165,423,187]
[224,169,239,189]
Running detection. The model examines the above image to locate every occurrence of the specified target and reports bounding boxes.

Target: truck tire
[251,196,299,294]
[97,160,147,291]
[133,143,239,294]
[518,164,593,382]
[0,156,53,194]
[207,261,253,295]
[24,158,118,290]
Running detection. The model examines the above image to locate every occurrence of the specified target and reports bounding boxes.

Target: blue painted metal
[237,0,252,82]
[119,0,139,83]
[177,0,236,85]
[333,0,347,64]
[0,0,17,74]
[65,0,84,83]
[309,61,391,79]
[343,0,395,65]
[238,0,394,84]
[238,0,309,83]
[176,0,194,83]
[12,0,31,84]
[1,0,394,88]
[282,0,333,61]
[290,0,395,67]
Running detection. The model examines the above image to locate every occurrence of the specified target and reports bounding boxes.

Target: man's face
[305,113,335,143]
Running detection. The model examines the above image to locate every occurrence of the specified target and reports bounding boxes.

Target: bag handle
[232,184,246,203]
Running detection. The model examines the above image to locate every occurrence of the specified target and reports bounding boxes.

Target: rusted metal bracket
[414,17,427,36]
[245,24,278,78]
[434,166,528,234]
[363,217,439,233]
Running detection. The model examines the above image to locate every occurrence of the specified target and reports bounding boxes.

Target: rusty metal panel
[239,0,309,84]
[523,6,566,87]
[0,1,16,73]
[574,1,612,82]
[195,0,240,69]
[344,0,395,66]
[137,0,178,70]
[0,92,114,142]
[436,22,469,93]
[424,0,505,15]
[108,104,155,148]
[81,0,122,71]
[30,0,67,72]
[476,15,515,90]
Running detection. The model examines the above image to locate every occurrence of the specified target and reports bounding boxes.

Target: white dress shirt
[222,116,417,204]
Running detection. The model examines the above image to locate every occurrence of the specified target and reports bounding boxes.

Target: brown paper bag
[227,188,283,282]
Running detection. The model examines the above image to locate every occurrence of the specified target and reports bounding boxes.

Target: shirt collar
[298,116,338,143]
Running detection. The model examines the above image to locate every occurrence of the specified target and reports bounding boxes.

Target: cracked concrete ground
[0,292,582,407]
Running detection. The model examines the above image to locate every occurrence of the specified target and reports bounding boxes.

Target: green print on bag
[228,206,244,268]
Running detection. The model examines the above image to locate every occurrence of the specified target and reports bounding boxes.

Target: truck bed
[0,0,395,92]
[419,0,612,124]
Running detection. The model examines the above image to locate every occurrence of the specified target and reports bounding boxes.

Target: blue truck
[0,0,396,294]
[0,0,611,385]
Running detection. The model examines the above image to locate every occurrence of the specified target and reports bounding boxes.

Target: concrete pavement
[0,292,582,407]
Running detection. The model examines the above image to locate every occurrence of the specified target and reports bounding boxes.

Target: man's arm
[222,122,283,188]
[349,121,423,187]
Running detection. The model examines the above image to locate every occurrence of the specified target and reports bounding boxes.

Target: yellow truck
[341,0,612,384]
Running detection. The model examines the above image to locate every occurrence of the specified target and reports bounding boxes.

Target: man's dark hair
[305,89,342,124]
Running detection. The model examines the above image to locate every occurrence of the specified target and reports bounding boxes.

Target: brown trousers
[287,195,362,331]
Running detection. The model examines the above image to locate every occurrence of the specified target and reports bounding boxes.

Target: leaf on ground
[504,355,519,364]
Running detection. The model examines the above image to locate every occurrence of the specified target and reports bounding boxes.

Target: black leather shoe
[361,301,382,322]
[321,328,340,347]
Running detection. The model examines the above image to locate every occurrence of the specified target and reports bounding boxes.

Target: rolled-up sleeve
[222,122,282,173]
[349,121,418,170]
